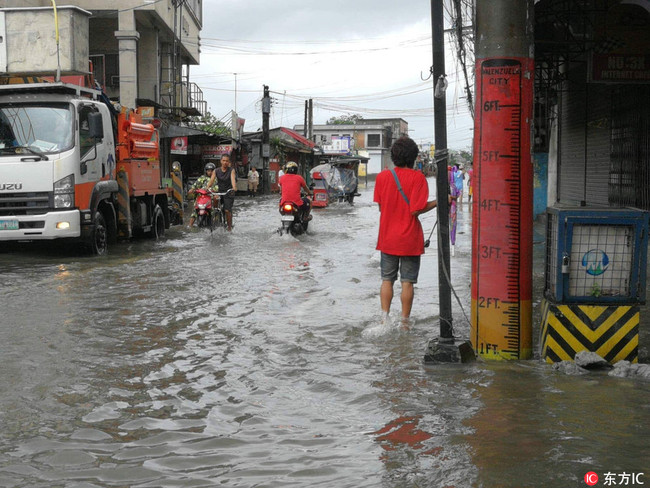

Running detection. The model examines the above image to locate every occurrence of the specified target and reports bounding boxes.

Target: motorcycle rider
[279,161,312,222]
[187,162,219,227]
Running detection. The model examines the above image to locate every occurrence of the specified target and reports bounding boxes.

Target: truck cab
[0,82,171,254]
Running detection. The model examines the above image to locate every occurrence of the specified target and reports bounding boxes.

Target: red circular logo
[585,472,599,486]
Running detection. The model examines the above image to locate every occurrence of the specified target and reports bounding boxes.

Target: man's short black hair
[390,136,419,168]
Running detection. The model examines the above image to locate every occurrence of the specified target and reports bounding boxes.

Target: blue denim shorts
[380,253,421,283]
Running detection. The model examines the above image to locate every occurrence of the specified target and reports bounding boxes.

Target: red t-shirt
[373,167,429,255]
[279,174,307,206]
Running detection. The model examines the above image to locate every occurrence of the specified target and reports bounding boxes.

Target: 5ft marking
[482,150,500,162]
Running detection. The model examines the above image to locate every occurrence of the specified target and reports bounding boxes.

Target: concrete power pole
[262,85,271,194]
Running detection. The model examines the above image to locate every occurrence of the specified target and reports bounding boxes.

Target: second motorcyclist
[279,161,312,222]
[214,154,238,231]
[187,162,219,227]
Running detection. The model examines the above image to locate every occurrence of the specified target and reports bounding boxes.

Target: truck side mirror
[88,112,104,141]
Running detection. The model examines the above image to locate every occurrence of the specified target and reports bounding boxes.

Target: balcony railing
[160,80,207,119]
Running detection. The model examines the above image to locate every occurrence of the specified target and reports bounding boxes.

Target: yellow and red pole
[471,0,534,360]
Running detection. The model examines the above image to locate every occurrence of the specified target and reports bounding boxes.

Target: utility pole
[424,0,475,363]
[308,98,313,142]
[262,85,271,194]
[471,0,534,360]
[304,100,308,137]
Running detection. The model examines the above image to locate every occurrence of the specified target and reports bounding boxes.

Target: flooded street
[1,178,649,488]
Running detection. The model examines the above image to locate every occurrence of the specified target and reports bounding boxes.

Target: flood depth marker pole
[470,0,534,360]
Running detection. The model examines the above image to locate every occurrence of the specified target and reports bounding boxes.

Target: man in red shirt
[279,161,312,221]
[374,136,437,326]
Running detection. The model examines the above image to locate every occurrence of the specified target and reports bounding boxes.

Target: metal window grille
[568,224,632,298]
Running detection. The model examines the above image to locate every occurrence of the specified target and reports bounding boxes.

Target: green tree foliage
[448,148,473,167]
[194,112,230,137]
[326,114,364,125]
[270,136,287,164]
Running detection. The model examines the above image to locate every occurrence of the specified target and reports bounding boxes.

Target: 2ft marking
[478,297,501,309]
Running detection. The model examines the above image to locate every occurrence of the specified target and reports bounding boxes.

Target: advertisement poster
[170,136,188,155]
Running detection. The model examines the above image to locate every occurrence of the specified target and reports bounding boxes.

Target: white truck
[0,6,182,254]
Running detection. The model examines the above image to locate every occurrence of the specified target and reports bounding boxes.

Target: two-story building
[3,0,207,177]
[294,118,408,174]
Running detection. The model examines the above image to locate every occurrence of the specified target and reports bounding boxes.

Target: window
[367,134,381,147]
[0,103,73,154]
[78,106,99,158]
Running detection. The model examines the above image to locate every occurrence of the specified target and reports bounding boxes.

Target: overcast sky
[191,0,474,149]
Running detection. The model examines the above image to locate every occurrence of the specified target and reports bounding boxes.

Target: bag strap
[391,169,410,206]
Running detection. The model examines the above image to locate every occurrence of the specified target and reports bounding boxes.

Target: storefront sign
[170,136,188,155]
[592,53,650,82]
[202,144,232,157]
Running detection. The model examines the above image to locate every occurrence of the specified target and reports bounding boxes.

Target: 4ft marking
[480,199,501,211]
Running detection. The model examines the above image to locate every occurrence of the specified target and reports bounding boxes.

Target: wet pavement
[1,178,649,488]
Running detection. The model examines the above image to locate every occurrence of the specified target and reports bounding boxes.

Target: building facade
[2,0,206,175]
[295,118,408,174]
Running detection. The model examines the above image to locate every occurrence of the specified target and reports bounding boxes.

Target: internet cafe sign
[202,145,232,158]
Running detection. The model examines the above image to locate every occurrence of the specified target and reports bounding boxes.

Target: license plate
[0,219,18,230]
[281,215,295,222]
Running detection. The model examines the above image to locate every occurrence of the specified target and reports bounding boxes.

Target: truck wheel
[150,205,165,239]
[91,211,108,255]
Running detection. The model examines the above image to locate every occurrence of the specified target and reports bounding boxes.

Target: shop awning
[158,124,207,139]
[281,127,316,149]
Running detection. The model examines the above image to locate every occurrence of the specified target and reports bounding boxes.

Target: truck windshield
[0,103,73,156]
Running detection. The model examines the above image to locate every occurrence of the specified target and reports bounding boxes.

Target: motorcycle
[193,188,216,229]
[191,188,234,231]
[278,201,310,236]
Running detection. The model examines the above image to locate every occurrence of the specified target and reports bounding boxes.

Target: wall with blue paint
[534,153,548,219]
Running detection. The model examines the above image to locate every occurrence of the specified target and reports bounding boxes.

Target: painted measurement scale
[471,58,533,360]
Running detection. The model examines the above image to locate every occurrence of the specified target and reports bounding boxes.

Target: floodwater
[1,179,649,488]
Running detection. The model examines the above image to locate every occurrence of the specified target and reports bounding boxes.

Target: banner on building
[202,144,233,157]
[322,136,352,155]
[170,136,188,155]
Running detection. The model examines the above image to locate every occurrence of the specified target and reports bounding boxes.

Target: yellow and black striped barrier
[116,168,132,238]
[171,169,184,222]
[540,299,639,364]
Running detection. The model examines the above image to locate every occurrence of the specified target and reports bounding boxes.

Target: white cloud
[193,1,474,149]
